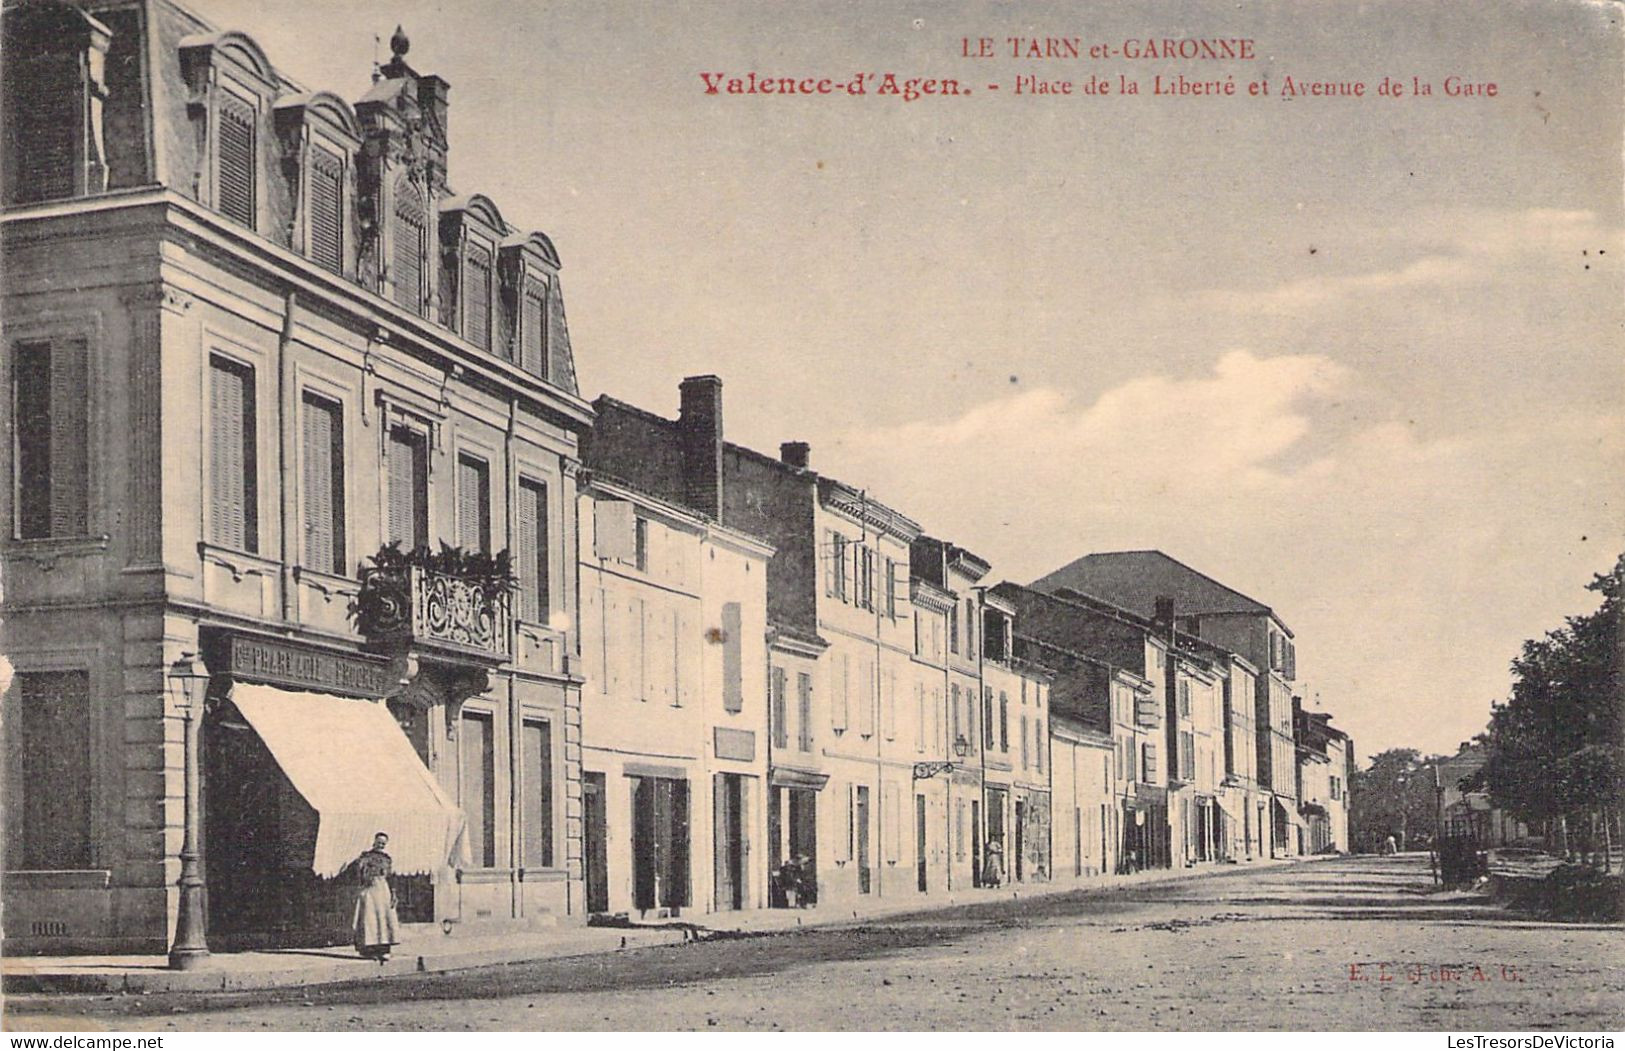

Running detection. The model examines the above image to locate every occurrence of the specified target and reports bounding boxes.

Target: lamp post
[1433,762,1446,885]
[1396,773,1408,853]
[166,653,211,970]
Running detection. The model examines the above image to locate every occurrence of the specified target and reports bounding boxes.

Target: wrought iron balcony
[356,563,512,662]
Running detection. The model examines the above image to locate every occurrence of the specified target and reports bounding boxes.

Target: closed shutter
[914,682,925,752]
[9,55,78,203]
[465,245,493,349]
[393,199,425,314]
[521,719,554,868]
[722,602,743,712]
[796,672,813,752]
[832,653,848,731]
[308,145,344,274]
[387,426,426,549]
[48,339,87,537]
[771,667,788,750]
[456,454,490,553]
[517,479,548,623]
[301,393,345,574]
[209,356,256,552]
[217,96,256,228]
[521,280,547,377]
[13,342,52,538]
[16,671,91,869]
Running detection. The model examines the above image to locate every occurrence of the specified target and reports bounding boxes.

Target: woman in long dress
[352,832,400,962]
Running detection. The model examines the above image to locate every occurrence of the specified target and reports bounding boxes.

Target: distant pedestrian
[1383,834,1398,856]
[351,832,400,962]
[982,838,1005,887]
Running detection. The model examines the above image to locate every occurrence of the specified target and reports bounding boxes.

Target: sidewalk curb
[3,856,1326,996]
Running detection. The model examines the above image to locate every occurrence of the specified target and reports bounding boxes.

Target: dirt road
[8,855,1621,1031]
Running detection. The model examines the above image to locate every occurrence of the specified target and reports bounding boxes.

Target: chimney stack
[1154,595,1176,633]
[678,375,724,519]
[779,441,810,470]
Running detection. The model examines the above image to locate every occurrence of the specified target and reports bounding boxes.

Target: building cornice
[2,188,596,433]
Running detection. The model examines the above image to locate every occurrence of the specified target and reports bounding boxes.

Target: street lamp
[166,653,211,970]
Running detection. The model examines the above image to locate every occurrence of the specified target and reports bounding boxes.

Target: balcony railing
[357,564,512,661]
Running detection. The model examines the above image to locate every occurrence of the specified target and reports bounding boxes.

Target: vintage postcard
[0,0,1620,1036]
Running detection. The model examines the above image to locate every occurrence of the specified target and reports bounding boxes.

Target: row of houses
[0,0,1350,954]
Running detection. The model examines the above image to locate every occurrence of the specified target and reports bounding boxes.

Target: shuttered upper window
[12,338,88,539]
[386,425,428,550]
[301,393,345,575]
[393,195,425,315]
[520,280,547,377]
[516,478,549,623]
[5,53,78,204]
[217,96,257,229]
[307,145,344,274]
[209,355,258,553]
[464,244,493,350]
[456,453,491,554]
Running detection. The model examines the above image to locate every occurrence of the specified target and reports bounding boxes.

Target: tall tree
[1472,554,1624,839]
[1351,748,1443,852]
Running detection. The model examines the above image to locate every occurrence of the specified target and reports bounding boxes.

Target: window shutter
[797,672,813,752]
[13,342,51,538]
[457,454,489,553]
[217,97,256,228]
[16,671,91,869]
[209,357,255,551]
[832,653,848,731]
[47,338,88,538]
[308,145,344,274]
[722,602,743,712]
[301,393,344,574]
[387,426,426,549]
[465,244,493,349]
[521,281,547,377]
[771,667,788,750]
[914,682,925,752]
[594,499,636,562]
[9,55,78,203]
[517,479,548,622]
[393,199,425,314]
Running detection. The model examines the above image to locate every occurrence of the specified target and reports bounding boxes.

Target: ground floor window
[4,670,91,870]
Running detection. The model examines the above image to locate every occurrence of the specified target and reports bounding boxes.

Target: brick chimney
[678,375,724,519]
[779,441,810,470]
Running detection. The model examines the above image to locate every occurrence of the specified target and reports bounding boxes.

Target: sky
[205,0,1624,763]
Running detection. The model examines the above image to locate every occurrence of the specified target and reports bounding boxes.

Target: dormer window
[393,184,426,315]
[216,92,256,228]
[438,194,506,351]
[0,1,111,206]
[306,143,344,273]
[464,242,493,350]
[500,232,562,379]
[180,31,277,233]
[520,277,547,375]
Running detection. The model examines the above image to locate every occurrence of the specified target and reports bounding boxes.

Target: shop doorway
[915,793,928,892]
[631,776,689,914]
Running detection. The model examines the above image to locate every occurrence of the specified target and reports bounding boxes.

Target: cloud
[827,351,1624,761]
[1191,208,1617,317]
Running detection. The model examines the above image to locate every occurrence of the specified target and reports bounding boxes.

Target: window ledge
[4,869,111,890]
[518,867,568,883]
[292,565,360,596]
[455,867,517,885]
[6,535,111,566]
[198,541,280,581]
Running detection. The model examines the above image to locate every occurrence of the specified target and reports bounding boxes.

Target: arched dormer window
[179,30,279,233]
[392,178,428,315]
[438,194,504,352]
[500,231,561,378]
[274,91,362,276]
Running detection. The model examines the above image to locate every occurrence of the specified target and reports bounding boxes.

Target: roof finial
[390,24,410,61]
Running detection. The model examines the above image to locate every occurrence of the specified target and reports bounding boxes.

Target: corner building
[2,2,591,951]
